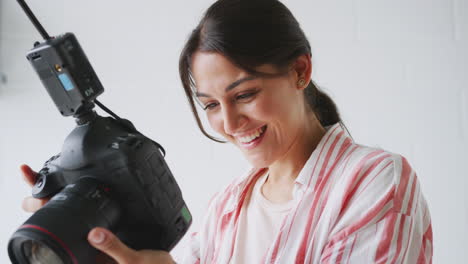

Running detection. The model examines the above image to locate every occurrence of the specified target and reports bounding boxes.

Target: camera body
[9,113,192,263]
[36,113,191,251]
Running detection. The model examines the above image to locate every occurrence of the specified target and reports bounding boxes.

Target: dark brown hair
[179,0,342,142]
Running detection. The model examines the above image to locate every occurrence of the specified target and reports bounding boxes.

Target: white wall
[0,0,466,262]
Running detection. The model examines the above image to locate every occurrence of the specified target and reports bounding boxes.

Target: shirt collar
[294,122,345,188]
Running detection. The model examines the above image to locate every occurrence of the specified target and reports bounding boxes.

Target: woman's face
[191,52,309,168]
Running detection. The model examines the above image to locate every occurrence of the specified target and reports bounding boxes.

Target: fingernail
[90,230,106,244]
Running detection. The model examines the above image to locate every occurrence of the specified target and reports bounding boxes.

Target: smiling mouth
[237,125,267,144]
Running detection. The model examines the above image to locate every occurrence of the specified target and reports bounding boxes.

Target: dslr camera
[8,1,192,263]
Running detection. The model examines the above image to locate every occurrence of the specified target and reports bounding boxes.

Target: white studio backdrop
[0,0,466,262]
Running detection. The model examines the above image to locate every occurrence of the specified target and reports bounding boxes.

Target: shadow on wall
[0,72,7,84]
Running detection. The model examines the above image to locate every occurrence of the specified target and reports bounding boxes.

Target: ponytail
[304,81,341,127]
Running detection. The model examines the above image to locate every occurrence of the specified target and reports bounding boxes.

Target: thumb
[88,227,137,264]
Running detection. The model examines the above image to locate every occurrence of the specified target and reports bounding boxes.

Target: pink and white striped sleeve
[181,231,201,264]
[181,190,224,264]
[320,155,433,264]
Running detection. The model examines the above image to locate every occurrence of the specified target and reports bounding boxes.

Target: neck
[266,116,326,186]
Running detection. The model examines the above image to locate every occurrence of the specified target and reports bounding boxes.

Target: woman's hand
[20,164,49,212]
[88,227,175,264]
[20,164,175,264]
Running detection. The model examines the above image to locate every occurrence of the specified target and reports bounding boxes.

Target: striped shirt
[182,123,433,263]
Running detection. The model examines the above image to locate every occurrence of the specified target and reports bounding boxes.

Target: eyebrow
[195,76,258,98]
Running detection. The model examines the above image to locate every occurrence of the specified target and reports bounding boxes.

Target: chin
[243,154,272,169]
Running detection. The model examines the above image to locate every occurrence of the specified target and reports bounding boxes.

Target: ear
[292,54,312,90]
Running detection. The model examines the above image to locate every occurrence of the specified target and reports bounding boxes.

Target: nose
[222,104,246,135]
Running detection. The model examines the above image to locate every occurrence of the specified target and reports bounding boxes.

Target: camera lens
[8,233,70,264]
[8,177,120,264]
[22,240,63,264]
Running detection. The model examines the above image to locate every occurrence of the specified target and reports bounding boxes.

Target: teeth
[238,126,265,143]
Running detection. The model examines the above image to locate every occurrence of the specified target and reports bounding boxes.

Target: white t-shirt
[230,173,295,264]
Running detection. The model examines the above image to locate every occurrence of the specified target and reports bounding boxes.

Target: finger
[95,253,118,264]
[20,164,38,187]
[22,196,47,213]
[88,227,138,264]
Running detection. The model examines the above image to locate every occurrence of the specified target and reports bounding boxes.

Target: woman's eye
[236,91,257,101]
[203,102,219,110]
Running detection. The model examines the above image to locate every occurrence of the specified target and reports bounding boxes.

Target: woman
[21,0,433,263]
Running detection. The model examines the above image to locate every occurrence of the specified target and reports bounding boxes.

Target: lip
[237,125,267,150]
[233,125,266,138]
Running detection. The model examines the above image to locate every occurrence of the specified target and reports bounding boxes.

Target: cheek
[249,90,291,121]
[245,99,272,119]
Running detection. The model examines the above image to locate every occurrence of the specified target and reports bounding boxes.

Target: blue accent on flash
[58,73,74,91]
